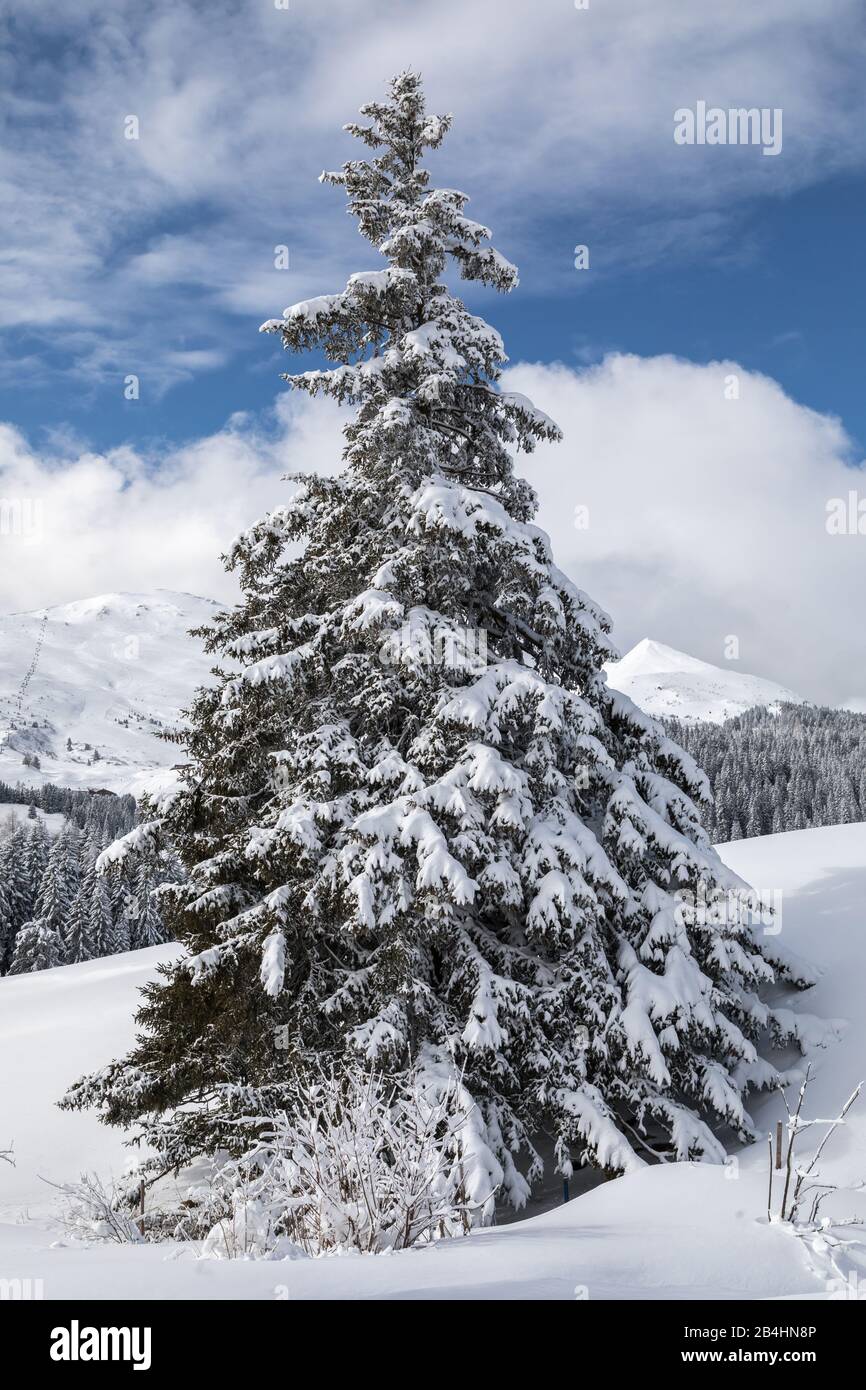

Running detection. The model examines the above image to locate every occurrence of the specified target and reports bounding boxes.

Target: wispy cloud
[1,0,864,393]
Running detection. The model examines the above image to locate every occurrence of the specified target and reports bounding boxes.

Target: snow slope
[604,638,806,724]
[0,592,218,797]
[0,603,806,807]
[0,803,66,837]
[0,824,864,1300]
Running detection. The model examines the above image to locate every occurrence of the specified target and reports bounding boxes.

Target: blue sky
[5,169,866,459]
[2,0,864,449]
[1,0,865,700]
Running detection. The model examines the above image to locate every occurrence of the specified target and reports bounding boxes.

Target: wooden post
[775,1121,783,1170]
[138,1179,145,1237]
[767,1133,774,1222]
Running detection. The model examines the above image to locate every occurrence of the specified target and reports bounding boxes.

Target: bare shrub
[202,1062,497,1257]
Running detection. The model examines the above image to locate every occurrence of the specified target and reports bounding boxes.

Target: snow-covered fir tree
[130,859,167,950]
[0,825,36,969]
[110,895,131,955]
[65,73,811,1199]
[35,829,79,940]
[22,818,50,922]
[65,883,95,965]
[86,866,115,959]
[9,920,65,974]
[101,842,130,953]
[0,873,12,973]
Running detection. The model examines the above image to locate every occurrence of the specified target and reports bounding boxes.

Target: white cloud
[0,394,344,612]
[1,353,864,705]
[504,355,864,706]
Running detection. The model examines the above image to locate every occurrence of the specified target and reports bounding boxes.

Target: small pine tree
[0,826,31,971]
[111,902,131,955]
[65,888,95,965]
[66,835,101,964]
[106,865,133,947]
[130,860,166,950]
[35,830,79,941]
[23,819,50,920]
[87,873,115,958]
[9,920,65,974]
[0,873,12,975]
[65,73,811,1196]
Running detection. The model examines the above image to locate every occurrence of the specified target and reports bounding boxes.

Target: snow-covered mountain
[0,598,809,798]
[0,591,219,796]
[604,638,807,725]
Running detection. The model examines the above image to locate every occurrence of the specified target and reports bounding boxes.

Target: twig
[780,1065,811,1220]
[791,1081,862,1219]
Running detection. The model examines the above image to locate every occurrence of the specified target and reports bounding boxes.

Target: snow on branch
[96,819,165,873]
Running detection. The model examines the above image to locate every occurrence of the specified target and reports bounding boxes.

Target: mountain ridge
[604,637,807,724]
[0,590,219,796]
[0,592,816,795]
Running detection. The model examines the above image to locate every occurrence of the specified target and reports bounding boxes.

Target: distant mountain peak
[613,638,719,678]
[36,589,222,621]
[605,639,806,724]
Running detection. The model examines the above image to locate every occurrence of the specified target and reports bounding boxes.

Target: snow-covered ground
[0,802,66,837]
[0,591,217,797]
[1,824,864,1300]
[605,638,807,724]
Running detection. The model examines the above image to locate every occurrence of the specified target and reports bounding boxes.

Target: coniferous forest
[0,781,172,975]
[667,704,866,842]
